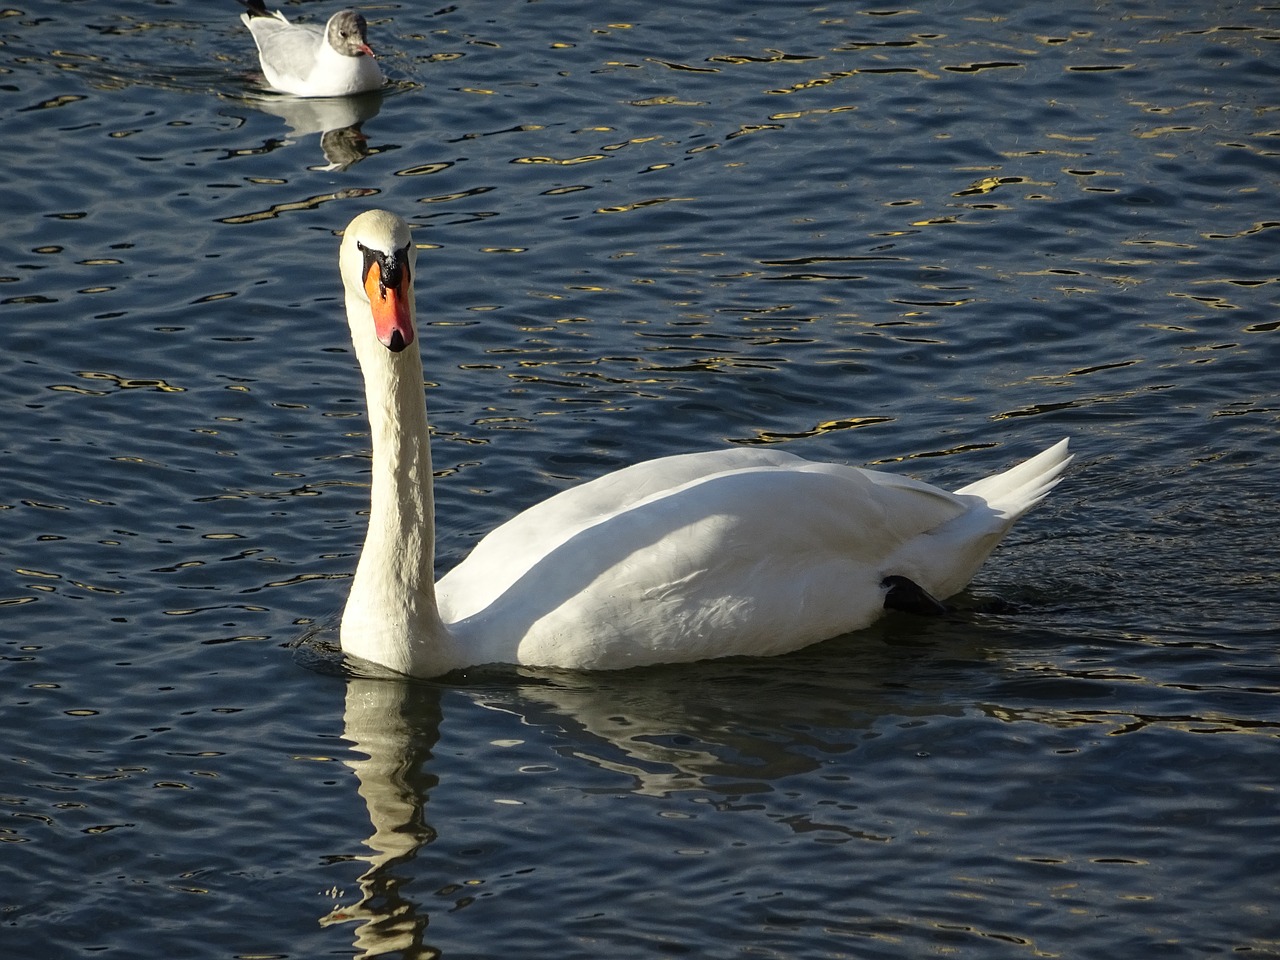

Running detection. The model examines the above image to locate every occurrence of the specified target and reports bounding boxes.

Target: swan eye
[356,241,378,292]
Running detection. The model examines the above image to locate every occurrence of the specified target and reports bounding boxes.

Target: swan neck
[341,323,458,677]
[369,351,435,577]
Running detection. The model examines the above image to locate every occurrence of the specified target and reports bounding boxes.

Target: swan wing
[443,460,971,668]
[436,447,809,620]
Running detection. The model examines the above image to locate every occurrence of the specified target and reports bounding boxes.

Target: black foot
[882,575,949,616]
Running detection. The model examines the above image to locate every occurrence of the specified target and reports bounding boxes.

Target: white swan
[336,209,1072,678]
[238,1,383,98]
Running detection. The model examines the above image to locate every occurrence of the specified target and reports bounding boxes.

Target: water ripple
[2,1,1278,957]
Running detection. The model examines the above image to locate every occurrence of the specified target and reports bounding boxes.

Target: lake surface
[2,1,1278,957]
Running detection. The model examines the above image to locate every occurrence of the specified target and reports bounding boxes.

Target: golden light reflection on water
[217,188,379,224]
[511,153,607,165]
[986,703,1280,738]
[48,372,186,395]
[594,196,696,214]
[738,415,895,445]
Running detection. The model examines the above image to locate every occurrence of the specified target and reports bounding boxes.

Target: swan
[336,209,1072,678]
[238,1,383,98]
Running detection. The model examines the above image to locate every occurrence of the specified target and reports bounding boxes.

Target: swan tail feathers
[953,438,1072,521]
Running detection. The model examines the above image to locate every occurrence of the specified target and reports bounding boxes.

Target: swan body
[238,1,383,98]
[336,210,1072,678]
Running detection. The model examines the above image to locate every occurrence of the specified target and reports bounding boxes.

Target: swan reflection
[321,652,919,956]
[245,89,382,170]
[321,677,441,957]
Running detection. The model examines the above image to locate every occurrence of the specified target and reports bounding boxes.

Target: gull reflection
[246,89,383,170]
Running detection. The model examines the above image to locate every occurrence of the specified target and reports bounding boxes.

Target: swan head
[339,209,417,354]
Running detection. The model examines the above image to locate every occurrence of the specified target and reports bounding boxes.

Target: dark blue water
[2,1,1278,957]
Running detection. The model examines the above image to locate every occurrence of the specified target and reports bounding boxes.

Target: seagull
[237,1,383,98]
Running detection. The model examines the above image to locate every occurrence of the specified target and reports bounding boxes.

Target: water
[2,0,1278,956]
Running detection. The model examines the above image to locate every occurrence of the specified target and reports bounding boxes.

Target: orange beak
[363,260,414,352]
